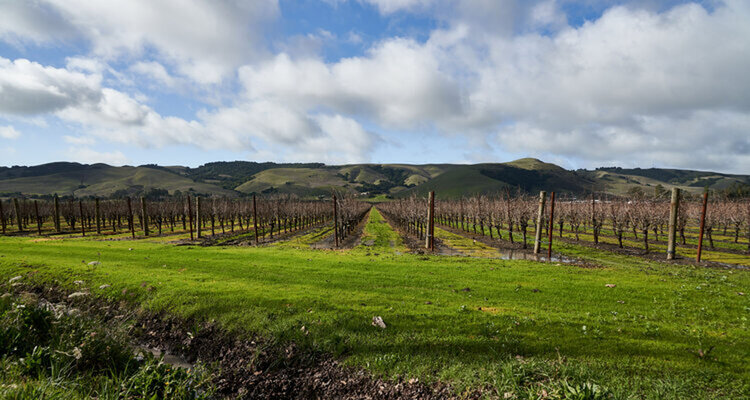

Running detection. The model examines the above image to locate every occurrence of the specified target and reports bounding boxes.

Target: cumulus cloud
[1,0,750,172]
[0,57,102,115]
[306,0,750,171]
[239,38,461,129]
[0,0,278,84]
[0,55,377,163]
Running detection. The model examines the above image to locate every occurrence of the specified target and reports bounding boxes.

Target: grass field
[1,207,749,398]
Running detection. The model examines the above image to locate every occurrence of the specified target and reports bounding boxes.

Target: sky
[0,0,749,173]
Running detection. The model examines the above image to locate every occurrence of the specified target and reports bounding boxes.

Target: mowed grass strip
[350,207,407,255]
[0,234,748,398]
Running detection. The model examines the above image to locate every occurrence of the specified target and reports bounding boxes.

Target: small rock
[738,292,745,296]
[87,261,101,266]
[128,248,134,251]
[74,280,84,285]
[425,301,432,305]
[371,316,387,329]
[99,284,111,289]
[408,378,418,384]
[617,300,625,304]
[8,275,22,284]
[68,292,88,299]
[605,284,616,288]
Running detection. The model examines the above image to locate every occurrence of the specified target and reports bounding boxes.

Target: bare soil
[5,282,474,399]
[311,210,370,250]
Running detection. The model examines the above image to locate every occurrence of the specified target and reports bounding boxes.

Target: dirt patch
[191,222,328,247]
[311,210,370,250]
[3,281,473,399]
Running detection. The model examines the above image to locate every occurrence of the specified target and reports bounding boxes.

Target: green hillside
[1,159,748,199]
[399,158,597,198]
[0,163,233,197]
[234,167,354,197]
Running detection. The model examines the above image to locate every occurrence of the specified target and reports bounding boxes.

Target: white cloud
[0,0,279,84]
[0,55,378,163]
[0,0,77,44]
[0,57,102,115]
[239,38,461,129]
[0,125,20,139]
[1,0,750,172]
[360,0,436,14]
[130,61,178,88]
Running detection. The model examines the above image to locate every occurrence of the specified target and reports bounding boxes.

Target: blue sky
[0,0,748,173]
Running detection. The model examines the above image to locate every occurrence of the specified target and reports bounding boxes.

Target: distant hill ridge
[1,158,748,199]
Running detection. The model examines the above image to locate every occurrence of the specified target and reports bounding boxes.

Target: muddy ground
[3,281,476,399]
[437,223,748,270]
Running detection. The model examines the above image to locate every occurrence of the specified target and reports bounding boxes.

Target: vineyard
[2,191,749,266]
[379,191,750,266]
[0,195,369,246]
[0,190,749,399]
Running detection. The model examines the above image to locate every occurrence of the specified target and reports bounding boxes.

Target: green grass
[0,226,748,398]
[350,207,407,255]
[0,294,213,399]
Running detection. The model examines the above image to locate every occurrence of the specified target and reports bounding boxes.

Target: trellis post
[696,191,708,262]
[666,188,680,260]
[533,191,546,254]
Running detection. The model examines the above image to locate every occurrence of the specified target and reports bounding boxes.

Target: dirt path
[311,208,371,250]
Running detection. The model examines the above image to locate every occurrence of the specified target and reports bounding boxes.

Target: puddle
[495,250,578,264]
[136,346,193,369]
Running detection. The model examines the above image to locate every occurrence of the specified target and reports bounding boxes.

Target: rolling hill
[0,163,235,198]
[1,159,748,199]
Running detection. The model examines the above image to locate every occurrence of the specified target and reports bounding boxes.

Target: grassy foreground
[0,210,748,399]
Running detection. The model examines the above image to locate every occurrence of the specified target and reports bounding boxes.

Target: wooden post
[333,194,339,247]
[127,198,135,238]
[13,198,23,232]
[79,200,85,236]
[253,194,259,245]
[196,197,202,239]
[187,195,194,240]
[666,188,680,260]
[425,191,435,250]
[140,197,149,236]
[547,192,555,260]
[0,200,5,234]
[33,200,42,235]
[533,191,546,254]
[696,191,708,262]
[54,195,61,233]
[95,198,101,234]
[210,198,215,236]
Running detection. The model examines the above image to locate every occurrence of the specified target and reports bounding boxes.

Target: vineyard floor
[438,221,750,268]
[0,208,749,399]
